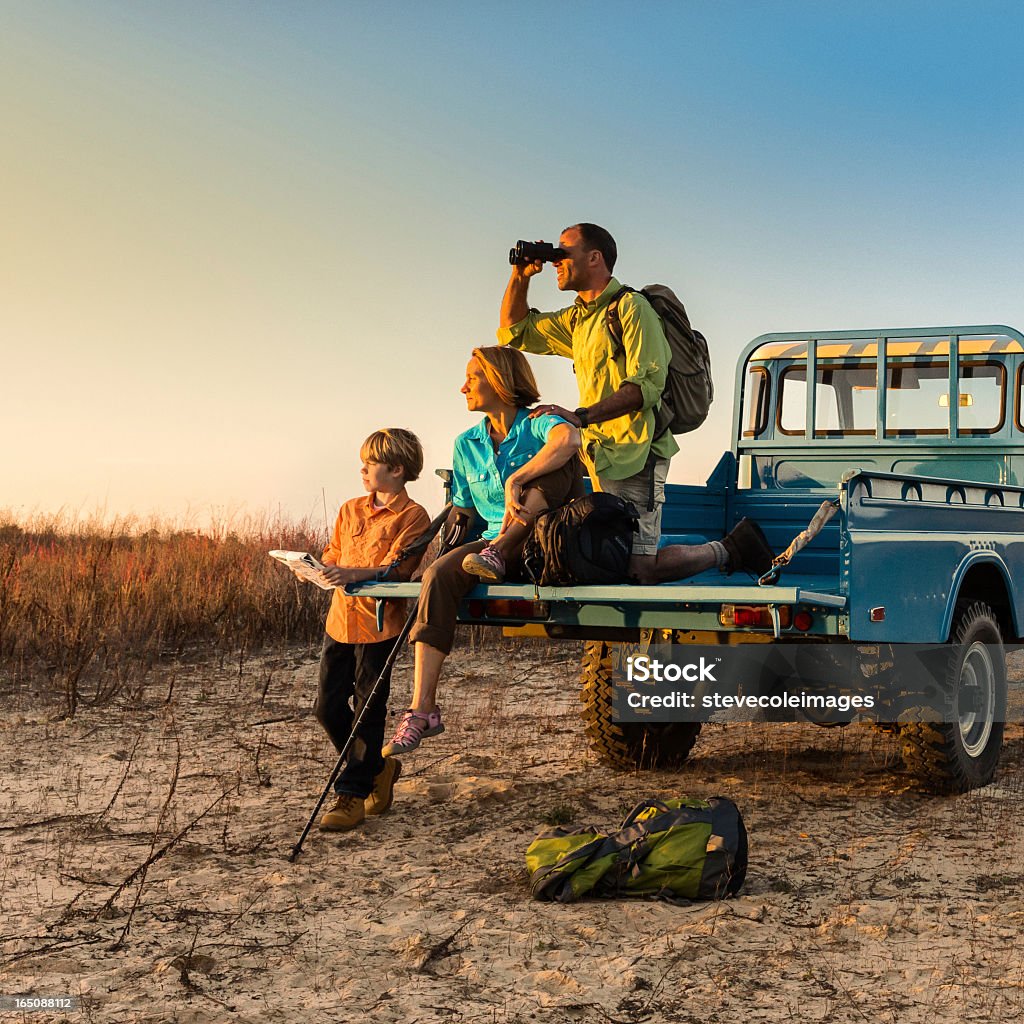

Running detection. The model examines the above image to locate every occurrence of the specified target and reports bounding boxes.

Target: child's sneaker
[319,793,365,832]
[462,544,506,582]
[382,708,444,756]
[364,756,402,815]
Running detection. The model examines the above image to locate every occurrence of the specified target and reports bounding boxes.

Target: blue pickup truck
[357,324,1024,793]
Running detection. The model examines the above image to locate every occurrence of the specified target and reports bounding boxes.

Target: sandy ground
[2,638,1024,1024]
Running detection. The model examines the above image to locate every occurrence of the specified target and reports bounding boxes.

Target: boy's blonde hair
[360,427,424,482]
[472,346,541,408]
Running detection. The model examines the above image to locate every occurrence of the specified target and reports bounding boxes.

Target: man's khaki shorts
[594,456,669,557]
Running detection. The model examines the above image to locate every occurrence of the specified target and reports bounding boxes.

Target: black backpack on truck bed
[522,492,638,587]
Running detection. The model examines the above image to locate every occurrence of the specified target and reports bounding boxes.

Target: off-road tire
[579,641,702,769]
[899,601,1006,793]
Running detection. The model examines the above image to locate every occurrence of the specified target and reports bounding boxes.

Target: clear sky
[3,1,1022,528]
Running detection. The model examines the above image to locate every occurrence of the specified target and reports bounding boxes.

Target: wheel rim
[958,641,995,758]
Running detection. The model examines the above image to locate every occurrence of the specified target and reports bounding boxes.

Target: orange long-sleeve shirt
[322,491,431,644]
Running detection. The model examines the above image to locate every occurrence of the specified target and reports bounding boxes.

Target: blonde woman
[383,346,582,755]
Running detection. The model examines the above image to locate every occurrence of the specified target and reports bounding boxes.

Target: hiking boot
[462,544,506,583]
[365,756,402,816]
[382,708,445,756]
[721,518,775,577]
[319,793,365,832]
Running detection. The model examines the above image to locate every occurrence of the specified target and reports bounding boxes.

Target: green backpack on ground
[525,797,747,903]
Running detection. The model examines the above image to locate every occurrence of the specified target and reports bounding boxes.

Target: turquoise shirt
[451,408,568,539]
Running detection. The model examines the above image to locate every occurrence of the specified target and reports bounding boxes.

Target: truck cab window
[742,367,769,437]
[778,364,877,436]
[885,361,1004,435]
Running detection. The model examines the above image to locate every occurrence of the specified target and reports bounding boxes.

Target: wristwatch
[573,407,590,427]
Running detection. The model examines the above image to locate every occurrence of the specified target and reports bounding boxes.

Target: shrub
[0,510,331,714]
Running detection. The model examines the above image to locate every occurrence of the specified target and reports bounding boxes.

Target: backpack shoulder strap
[604,285,634,358]
[620,798,672,829]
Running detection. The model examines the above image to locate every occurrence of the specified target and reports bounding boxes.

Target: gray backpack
[606,284,713,436]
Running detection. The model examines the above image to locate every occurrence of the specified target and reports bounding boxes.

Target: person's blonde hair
[360,427,424,482]
[471,346,541,408]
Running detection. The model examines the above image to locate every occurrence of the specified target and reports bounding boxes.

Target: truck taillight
[465,599,549,620]
[793,610,814,632]
[500,600,549,619]
[719,604,792,629]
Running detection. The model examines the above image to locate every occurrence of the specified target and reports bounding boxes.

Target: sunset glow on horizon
[4,2,1022,525]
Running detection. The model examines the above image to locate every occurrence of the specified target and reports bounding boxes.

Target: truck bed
[350,460,850,639]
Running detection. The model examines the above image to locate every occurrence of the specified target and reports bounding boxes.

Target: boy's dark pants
[315,636,394,799]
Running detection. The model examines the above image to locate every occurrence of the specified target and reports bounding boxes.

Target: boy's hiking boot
[462,545,506,583]
[382,708,444,756]
[319,793,365,832]
[365,756,402,816]
[721,518,775,577]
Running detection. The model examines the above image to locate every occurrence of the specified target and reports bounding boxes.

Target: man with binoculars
[498,222,771,585]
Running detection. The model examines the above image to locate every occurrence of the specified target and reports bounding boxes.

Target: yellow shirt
[322,491,431,645]
[497,277,679,481]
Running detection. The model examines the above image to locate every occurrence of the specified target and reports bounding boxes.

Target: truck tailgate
[349,577,845,608]
[348,572,846,638]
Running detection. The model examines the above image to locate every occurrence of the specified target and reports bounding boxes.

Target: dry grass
[0,510,330,715]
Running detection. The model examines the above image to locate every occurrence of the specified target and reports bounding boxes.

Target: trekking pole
[287,503,453,862]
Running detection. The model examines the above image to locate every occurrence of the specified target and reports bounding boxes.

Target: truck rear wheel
[579,640,702,769]
[899,601,1006,793]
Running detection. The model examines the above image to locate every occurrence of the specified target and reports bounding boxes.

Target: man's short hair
[472,346,541,408]
[566,222,617,273]
[360,427,424,482]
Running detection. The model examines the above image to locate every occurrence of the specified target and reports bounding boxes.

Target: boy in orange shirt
[311,428,431,831]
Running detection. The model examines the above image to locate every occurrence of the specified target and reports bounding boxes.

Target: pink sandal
[383,707,445,755]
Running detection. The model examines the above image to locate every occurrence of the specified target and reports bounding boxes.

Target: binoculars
[508,240,568,266]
